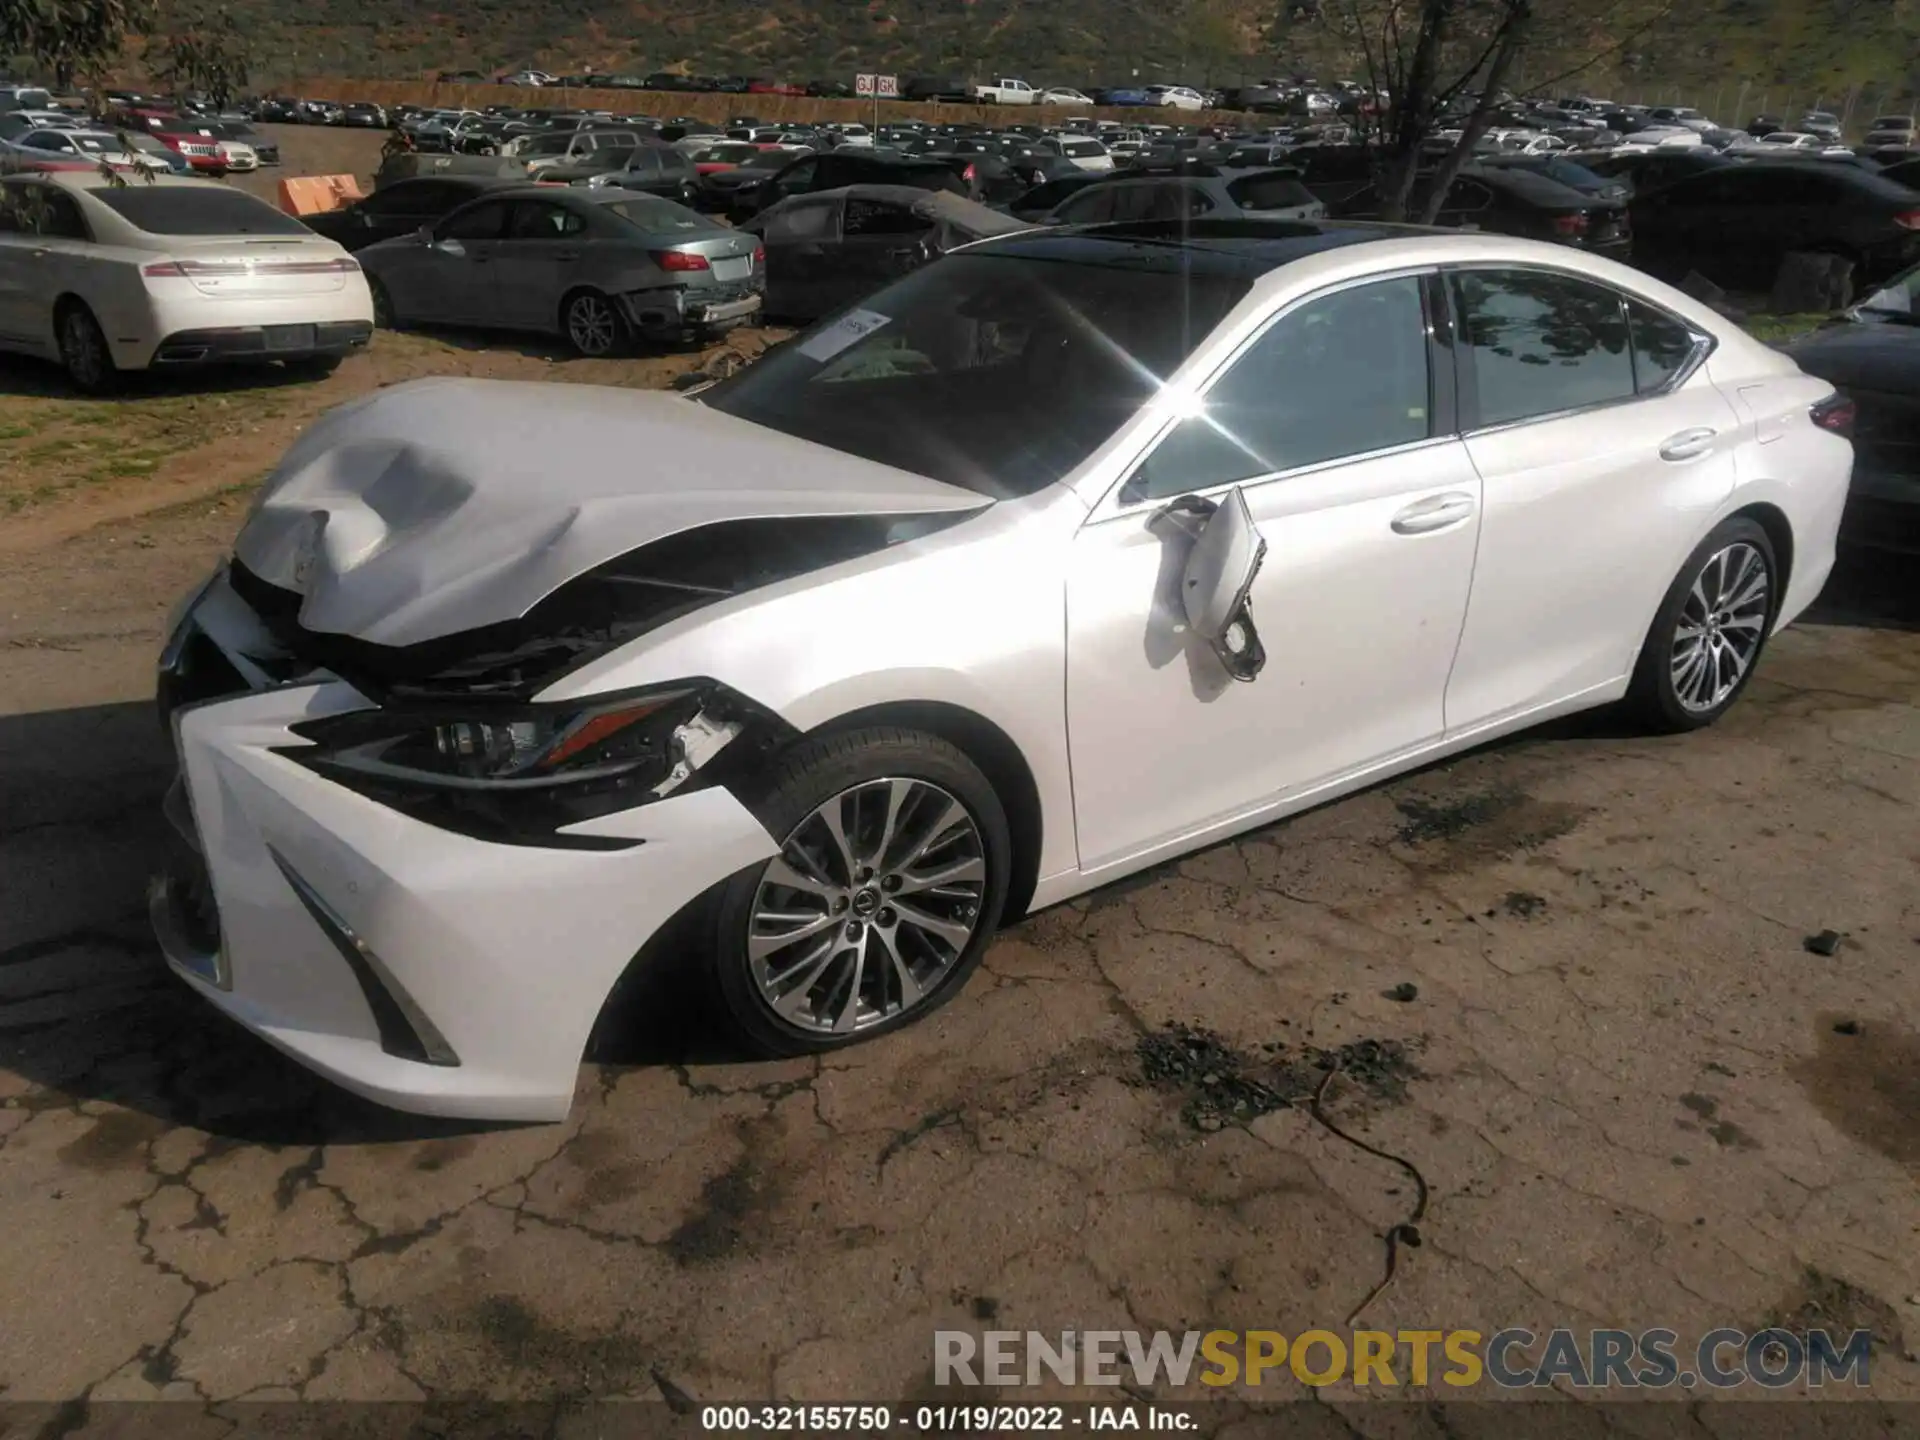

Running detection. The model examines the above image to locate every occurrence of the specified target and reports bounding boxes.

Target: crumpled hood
[233,377,989,647]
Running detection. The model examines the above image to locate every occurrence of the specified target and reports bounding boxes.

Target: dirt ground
[0,123,1918,1425]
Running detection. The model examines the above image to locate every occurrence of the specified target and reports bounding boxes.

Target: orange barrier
[276,173,366,216]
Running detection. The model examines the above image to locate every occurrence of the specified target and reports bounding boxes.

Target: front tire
[713,727,1012,1056]
[57,302,117,395]
[1627,517,1778,732]
[368,276,403,330]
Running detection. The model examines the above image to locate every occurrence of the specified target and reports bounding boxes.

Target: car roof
[17,171,225,192]
[970,218,1411,277]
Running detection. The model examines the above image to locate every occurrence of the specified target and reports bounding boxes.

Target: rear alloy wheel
[1628,517,1778,732]
[714,728,1011,1055]
[57,303,117,395]
[562,289,626,357]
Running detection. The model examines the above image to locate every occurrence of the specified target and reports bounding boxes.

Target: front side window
[1452,269,1634,427]
[1133,274,1432,499]
[438,199,511,240]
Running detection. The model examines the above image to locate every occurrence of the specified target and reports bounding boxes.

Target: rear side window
[1135,275,1432,496]
[1225,173,1315,211]
[1627,300,1698,392]
[85,185,310,236]
[764,197,839,240]
[1452,269,1634,427]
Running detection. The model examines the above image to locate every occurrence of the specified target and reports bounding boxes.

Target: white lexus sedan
[0,172,373,391]
[152,220,1850,1121]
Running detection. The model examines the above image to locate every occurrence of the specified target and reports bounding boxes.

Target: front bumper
[152,585,780,1121]
[152,319,373,365]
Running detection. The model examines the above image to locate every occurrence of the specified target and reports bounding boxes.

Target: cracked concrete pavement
[4,358,1919,1418]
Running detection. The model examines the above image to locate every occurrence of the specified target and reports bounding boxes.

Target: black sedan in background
[1579,147,1734,198]
[726,150,965,221]
[1631,162,1920,293]
[301,176,524,251]
[1787,262,1920,552]
[1334,163,1632,261]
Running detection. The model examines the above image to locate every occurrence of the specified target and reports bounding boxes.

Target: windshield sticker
[798,308,892,362]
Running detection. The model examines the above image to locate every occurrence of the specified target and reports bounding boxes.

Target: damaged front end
[160,510,968,850]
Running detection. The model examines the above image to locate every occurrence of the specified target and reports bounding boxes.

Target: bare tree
[1330,0,1676,222]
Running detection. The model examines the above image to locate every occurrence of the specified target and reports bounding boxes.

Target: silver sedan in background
[356,186,764,355]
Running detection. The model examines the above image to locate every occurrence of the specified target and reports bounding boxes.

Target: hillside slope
[198,0,1920,109]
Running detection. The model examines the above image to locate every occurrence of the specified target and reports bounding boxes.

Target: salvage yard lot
[1,127,1918,1418]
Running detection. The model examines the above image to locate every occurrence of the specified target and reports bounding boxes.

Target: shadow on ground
[0,350,340,401]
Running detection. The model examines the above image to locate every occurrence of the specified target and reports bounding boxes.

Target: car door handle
[1658,427,1717,461]
[1391,492,1477,535]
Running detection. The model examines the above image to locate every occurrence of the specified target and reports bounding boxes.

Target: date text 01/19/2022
[698,1405,1188,1432]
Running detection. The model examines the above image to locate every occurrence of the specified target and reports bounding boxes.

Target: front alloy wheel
[749,778,988,1034]
[713,727,1011,1055]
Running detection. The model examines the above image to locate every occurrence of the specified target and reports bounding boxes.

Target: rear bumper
[151,319,374,365]
[618,284,763,336]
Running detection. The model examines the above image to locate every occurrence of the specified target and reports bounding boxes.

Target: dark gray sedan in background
[357,186,764,355]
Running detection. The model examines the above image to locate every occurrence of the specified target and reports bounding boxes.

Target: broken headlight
[276,681,790,847]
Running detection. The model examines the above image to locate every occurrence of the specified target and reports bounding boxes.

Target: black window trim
[1099,264,1456,514]
[1444,262,1716,437]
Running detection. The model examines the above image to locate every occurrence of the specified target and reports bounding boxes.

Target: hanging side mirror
[1169,487,1268,682]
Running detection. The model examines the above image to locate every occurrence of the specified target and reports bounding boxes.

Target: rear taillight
[143,256,359,279]
[1811,393,1856,435]
[1894,209,1920,231]
[963,162,977,181]
[751,244,765,265]
[652,249,711,272]
[1551,212,1590,237]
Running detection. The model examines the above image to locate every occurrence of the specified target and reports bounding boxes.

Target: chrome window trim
[1443,262,1720,440]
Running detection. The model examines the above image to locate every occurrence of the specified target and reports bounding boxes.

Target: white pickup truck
[972,77,1037,105]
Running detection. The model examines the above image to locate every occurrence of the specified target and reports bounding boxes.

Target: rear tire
[561,288,628,357]
[713,727,1012,1057]
[1625,517,1779,732]
[56,301,117,395]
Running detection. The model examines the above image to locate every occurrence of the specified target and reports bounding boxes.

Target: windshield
[88,186,312,235]
[1857,264,1919,321]
[701,248,1252,497]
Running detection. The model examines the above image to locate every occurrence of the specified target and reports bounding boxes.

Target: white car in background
[150,225,1846,1121]
[1147,84,1207,111]
[0,172,373,392]
[0,108,80,140]
[215,138,259,172]
[1039,88,1094,108]
[4,127,172,173]
[1058,136,1114,172]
